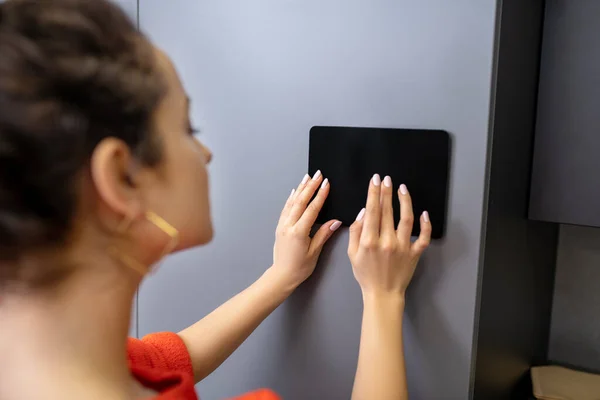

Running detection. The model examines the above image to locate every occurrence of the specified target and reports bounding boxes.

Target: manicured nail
[290,188,295,198]
[313,170,322,180]
[356,208,366,221]
[400,184,408,195]
[372,174,381,186]
[330,220,342,231]
[301,174,310,184]
[321,178,329,189]
[383,176,392,187]
[423,211,430,222]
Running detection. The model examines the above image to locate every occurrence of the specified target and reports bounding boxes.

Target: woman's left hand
[270,171,342,291]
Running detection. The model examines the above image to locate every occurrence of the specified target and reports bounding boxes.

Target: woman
[0,1,431,399]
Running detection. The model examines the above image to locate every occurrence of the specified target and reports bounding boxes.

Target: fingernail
[372,174,381,186]
[301,174,310,184]
[383,176,392,187]
[321,178,329,189]
[423,211,430,222]
[356,208,366,221]
[290,188,295,198]
[330,220,342,231]
[400,184,408,195]
[313,170,322,180]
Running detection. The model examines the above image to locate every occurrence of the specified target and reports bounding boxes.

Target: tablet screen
[308,126,450,239]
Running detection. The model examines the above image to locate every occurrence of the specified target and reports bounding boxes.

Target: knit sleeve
[127,331,194,378]
[229,389,281,400]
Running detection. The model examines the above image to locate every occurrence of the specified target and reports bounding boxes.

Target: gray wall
[137,1,498,399]
[549,225,600,373]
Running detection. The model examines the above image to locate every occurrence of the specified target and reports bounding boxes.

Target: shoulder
[127,334,281,400]
[127,331,194,378]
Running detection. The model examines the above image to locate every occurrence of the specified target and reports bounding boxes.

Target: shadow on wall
[405,220,470,398]
[262,220,471,400]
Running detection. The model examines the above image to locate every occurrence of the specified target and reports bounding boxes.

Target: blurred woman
[0,1,431,399]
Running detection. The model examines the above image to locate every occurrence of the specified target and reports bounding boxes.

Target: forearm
[352,293,407,400]
[178,267,294,382]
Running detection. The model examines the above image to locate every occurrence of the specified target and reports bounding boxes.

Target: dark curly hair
[0,0,166,286]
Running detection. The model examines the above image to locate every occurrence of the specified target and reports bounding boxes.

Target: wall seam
[468,0,504,398]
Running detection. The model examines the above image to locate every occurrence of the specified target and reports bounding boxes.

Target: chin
[173,224,213,252]
[196,221,214,246]
[200,226,214,245]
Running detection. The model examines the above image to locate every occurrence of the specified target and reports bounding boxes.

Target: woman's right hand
[348,174,431,298]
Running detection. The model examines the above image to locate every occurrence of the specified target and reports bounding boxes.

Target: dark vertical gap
[469,0,504,397]
[472,0,558,399]
[524,1,549,214]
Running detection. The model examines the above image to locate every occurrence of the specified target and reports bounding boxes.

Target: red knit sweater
[127,332,280,400]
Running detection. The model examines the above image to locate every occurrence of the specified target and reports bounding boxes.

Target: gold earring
[145,211,179,259]
[109,211,179,276]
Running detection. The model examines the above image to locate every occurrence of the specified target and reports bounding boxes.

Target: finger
[361,174,382,243]
[309,219,342,255]
[287,170,323,224]
[296,177,330,233]
[380,176,395,237]
[396,184,415,244]
[348,208,366,254]
[278,187,297,223]
[279,173,309,222]
[412,211,432,255]
[293,173,311,200]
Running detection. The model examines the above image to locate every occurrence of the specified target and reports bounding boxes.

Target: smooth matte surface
[308,126,450,238]
[473,2,558,399]
[529,0,600,227]
[138,1,498,399]
[549,225,600,373]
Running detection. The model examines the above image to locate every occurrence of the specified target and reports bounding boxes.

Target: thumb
[309,220,342,255]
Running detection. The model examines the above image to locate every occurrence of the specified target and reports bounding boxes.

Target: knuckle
[402,216,414,226]
[380,240,396,253]
[361,238,378,250]
[289,226,303,237]
[305,203,317,215]
[413,240,430,254]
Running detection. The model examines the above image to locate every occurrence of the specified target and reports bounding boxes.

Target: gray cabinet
[136,1,556,399]
[529,0,600,227]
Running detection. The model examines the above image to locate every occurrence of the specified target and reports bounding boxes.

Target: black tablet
[308,126,450,239]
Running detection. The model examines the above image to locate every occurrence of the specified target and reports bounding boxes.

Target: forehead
[153,47,187,110]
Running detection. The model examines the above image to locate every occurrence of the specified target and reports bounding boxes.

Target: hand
[348,174,431,298]
[270,171,342,290]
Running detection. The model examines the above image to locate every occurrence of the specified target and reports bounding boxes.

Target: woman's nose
[203,145,213,164]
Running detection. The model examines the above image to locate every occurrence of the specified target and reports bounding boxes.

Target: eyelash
[188,125,199,135]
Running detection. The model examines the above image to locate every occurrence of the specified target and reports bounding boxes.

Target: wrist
[261,266,298,299]
[361,290,406,310]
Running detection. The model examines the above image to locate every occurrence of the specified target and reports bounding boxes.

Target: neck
[0,254,142,400]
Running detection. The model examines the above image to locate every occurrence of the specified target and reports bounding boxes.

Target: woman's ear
[90,138,142,222]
